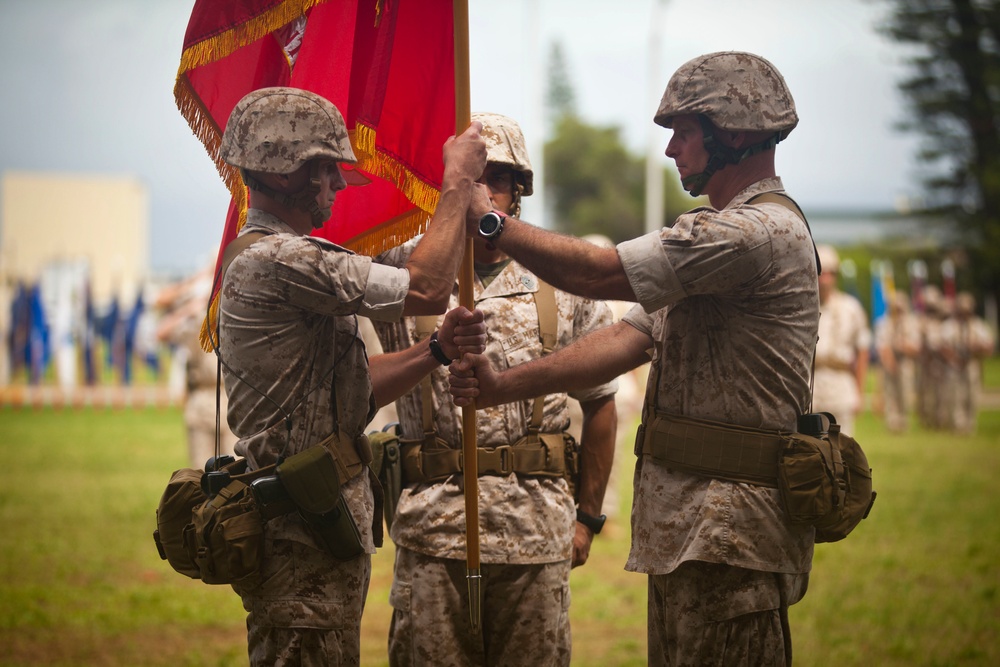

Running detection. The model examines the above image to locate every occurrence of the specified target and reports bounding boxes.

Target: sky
[0,0,922,275]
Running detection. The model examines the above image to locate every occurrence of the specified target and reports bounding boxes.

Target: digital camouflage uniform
[940,295,995,434]
[874,297,921,433]
[813,290,871,435]
[374,238,616,667]
[617,176,817,666]
[916,292,949,430]
[217,88,411,667]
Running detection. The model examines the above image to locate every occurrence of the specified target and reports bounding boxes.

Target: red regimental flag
[174,0,456,350]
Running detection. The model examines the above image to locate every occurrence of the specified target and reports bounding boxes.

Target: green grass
[2,386,999,665]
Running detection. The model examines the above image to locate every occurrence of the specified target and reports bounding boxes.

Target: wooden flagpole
[453,0,481,636]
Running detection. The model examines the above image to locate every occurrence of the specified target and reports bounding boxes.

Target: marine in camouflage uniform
[451,52,819,666]
[874,292,921,433]
[916,286,949,430]
[940,292,995,434]
[813,245,871,436]
[216,87,487,666]
[374,113,618,667]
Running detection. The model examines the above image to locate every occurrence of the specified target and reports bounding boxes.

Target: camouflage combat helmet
[655,51,798,197]
[472,112,533,196]
[221,87,360,226]
[221,87,356,173]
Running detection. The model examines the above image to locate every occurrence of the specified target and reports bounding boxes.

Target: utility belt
[814,359,853,372]
[636,411,783,487]
[154,431,376,587]
[635,410,876,543]
[399,430,578,486]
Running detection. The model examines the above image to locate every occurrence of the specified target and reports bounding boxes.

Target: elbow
[403,277,452,315]
[403,267,455,315]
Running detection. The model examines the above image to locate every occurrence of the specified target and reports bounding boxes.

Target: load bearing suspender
[403,279,572,483]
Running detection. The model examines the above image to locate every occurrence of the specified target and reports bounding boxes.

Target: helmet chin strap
[241,161,330,226]
[682,116,781,198]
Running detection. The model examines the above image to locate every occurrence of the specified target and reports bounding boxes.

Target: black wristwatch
[428,330,451,366]
[576,508,607,534]
[477,209,507,245]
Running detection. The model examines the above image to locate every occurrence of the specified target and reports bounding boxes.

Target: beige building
[1,171,149,302]
[1,171,150,388]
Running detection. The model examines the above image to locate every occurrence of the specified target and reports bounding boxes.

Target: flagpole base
[467,568,482,635]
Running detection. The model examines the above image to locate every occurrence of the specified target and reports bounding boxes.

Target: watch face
[479,212,501,236]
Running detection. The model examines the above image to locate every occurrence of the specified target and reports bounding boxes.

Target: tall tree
[546,41,577,124]
[879,0,1000,301]
[544,115,692,243]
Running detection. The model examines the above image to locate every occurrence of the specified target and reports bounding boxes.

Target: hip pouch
[369,423,403,532]
[277,443,364,561]
[777,413,876,543]
[189,477,264,586]
[154,457,267,586]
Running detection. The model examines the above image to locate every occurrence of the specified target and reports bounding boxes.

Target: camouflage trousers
[234,537,372,667]
[388,546,572,667]
[647,561,808,667]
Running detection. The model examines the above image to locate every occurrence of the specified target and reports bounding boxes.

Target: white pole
[525,0,546,227]
[645,0,668,234]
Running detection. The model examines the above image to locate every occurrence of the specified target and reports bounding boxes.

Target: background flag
[174,0,456,350]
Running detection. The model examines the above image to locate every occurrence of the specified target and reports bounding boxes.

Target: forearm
[575,395,617,518]
[493,218,637,302]
[497,322,649,405]
[369,339,441,408]
[404,180,474,315]
[854,350,870,397]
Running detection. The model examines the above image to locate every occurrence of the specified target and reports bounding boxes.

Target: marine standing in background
[916,285,948,429]
[216,87,487,666]
[874,292,921,433]
[941,292,995,434]
[374,112,618,667]
[813,244,871,435]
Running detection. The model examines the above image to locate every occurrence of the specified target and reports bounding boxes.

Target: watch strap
[576,508,606,534]
[428,331,452,366]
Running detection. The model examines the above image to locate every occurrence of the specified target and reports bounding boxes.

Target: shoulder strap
[411,279,559,440]
[747,192,821,275]
[219,231,268,283]
[746,192,820,411]
[528,280,558,432]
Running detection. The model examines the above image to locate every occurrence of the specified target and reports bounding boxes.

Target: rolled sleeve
[617,232,686,314]
[360,263,409,322]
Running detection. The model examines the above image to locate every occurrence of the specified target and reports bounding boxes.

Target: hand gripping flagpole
[453,0,481,636]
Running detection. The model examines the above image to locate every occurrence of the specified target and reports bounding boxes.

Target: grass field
[2,373,999,666]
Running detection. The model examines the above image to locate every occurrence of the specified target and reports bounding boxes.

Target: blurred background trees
[879,0,1000,305]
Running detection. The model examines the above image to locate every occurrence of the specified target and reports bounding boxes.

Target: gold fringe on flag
[348,122,442,256]
[176,0,328,75]
[174,1,446,350]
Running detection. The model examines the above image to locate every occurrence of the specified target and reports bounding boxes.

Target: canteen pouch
[778,415,876,543]
[538,431,580,499]
[813,424,875,543]
[369,425,403,532]
[277,445,341,514]
[154,467,206,579]
[189,478,264,586]
[277,443,364,561]
[777,431,842,523]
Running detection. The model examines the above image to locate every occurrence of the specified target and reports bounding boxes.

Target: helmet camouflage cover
[472,111,534,196]
[220,87,356,174]
[654,51,798,139]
